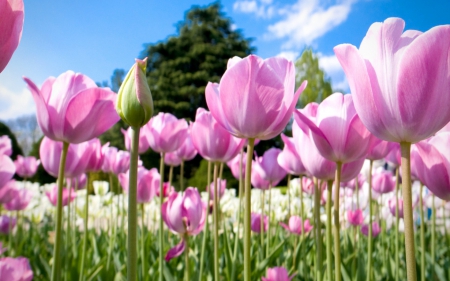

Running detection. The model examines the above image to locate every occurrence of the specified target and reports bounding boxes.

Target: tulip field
[2,0,450,281]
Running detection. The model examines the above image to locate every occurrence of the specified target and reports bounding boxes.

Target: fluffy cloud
[233,0,275,19]
[266,0,356,49]
[276,51,300,62]
[0,85,36,121]
[318,53,349,91]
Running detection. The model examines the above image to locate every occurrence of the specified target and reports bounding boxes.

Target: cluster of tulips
[2,0,450,280]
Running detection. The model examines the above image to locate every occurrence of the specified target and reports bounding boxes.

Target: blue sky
[1,0,449,120]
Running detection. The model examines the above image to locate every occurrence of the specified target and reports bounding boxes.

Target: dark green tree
[295,48,333,108]
[141,2,255,120]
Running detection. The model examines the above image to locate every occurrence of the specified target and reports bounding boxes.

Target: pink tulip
[366,137,394,161]
[24,71,119,144]
[0,154,15,188]
[261,266,295,281]
[112,150,130,174]
[175,130,197,161]
[372,170,395,194]
[146,112,188,153]
[14,155,40,178]
[119,167,159,204]
[341,174,365,190]
[66,173,87,190]
[46,184,76,207]
[0,0,24,73]
[0,135,12,156]
[0,180,16,204]
[301,177,315,196]
[347,209,364,226]
[40,137,92,178]
[277,134,307,176]
[164,152,182,167]
[0,215,16,234]
[84,138,105,173]
[251,160,271,190]
[206,55,306,140]
[226,152,246,180]
[121,127,150,154]
[414,133,450,200]
[361,222,381,237]
[156,182,175,198]
[207,178,226,201]
[280,216,313,235]
[0,257,33,281]
[292,104,365,181]
[389,198,404,218]
[4,188,31,211]
[191,108,245,163]
[294,93,372,164]
[255,148,287,186]
[162,188,206,261]
[251,212,268,233]
[385,143,401,167]
[334,18,450,143]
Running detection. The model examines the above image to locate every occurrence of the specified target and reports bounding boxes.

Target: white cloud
[233,0,275,19]
[266,0,356,49]
[276,51,299,62]
[0,85,36,121]
[318,53,342,74]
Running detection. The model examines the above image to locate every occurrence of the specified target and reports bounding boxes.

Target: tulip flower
[385,143,401,168]
[155,182,175,198]
[0,257,33,281]
[372,170,395,194]
[164,152,182,167]
[256,148,287,187]
[389,198,404,219]
[4,188,31,211]
[46,184,76,207]
[122,127,151,154]
[251,212,268,233]
[361,222,381,238]
[280,216,313,235]
[227,152,246,180]
[0,215,16,234]
[0,135,12,156]
[119,167,159,204]
[92,181,109,196]
[14,155,40,178]
[0,180,16,204]
[0,0,24,73]
[84,138,105,173]
[66,173,87,190]
[251,160,271,190]
[335,18,450,280]
[341,174,365,191]
[207,178,226,201]
[278,134,307,176]
[162,188,206,261]
[175,131,197,161]
[262,267,295,281]
[347,209,364,226]
[0,154,15,188]
[146,112,188,154]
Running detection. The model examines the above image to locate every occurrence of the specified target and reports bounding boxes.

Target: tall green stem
[51,141,69,281]
[141,204,147,279]
[419,183,425,281]
[287,174,291,218]
[127,127,140,281]
[395,168,400,281]
[213,162,220,281]
[260,190,265,258]
[185,235,190,281]
[231,149,244,281]
[334,162,342,281]
[180,160,185,192]
[107,173,115,270]
[314,178,323,281]
[400,142,417,281]
[300,177,304,235]
[168,165,173,189]
[244,138,255,281]
[267,184,272,258]
[367,160,373,281]
[79,173,90,281]
[199,161,212,281]
[431,194,436,278]
[158,151,166,281]
[326,180,333,281]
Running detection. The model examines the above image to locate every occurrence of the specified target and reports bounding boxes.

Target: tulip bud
[116,58,154,127]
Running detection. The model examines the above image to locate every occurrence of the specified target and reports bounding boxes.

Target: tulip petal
[0,155,15,189]
[165,239,186,262]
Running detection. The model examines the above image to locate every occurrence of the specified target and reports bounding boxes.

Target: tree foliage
[295,48,333,108]
[141,2,255,120]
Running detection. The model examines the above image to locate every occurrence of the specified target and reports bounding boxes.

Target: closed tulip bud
[116,58,154,128]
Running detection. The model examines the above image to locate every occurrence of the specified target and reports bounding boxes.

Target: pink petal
[0,0,24,73]
[165,239,186,262]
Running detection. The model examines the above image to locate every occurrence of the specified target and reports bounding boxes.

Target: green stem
[180,160,185,192]
[79,173,90,281]
[314,178,323,281]
[326,179,333,281]
[367,160,373,281]
[300,177,304,235]
[419,183,425,281]
[400,142,417,281]
[168,165,173,190]
[198,161,212,281]
[185,235,190,281]
[267,184,272,259]
[244,138,255,281]
[127,127,140,281]
[158,151,166,281]
[287,174,291,218]
[141,204,147,278]
[213,162,220,281]
[334,162,342,281]
[231,149,244,281]
[51,141,69,281]
[395,168,400,281]
[107,173,115,270]
[431,194,436,278]
[261,190,265,260]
